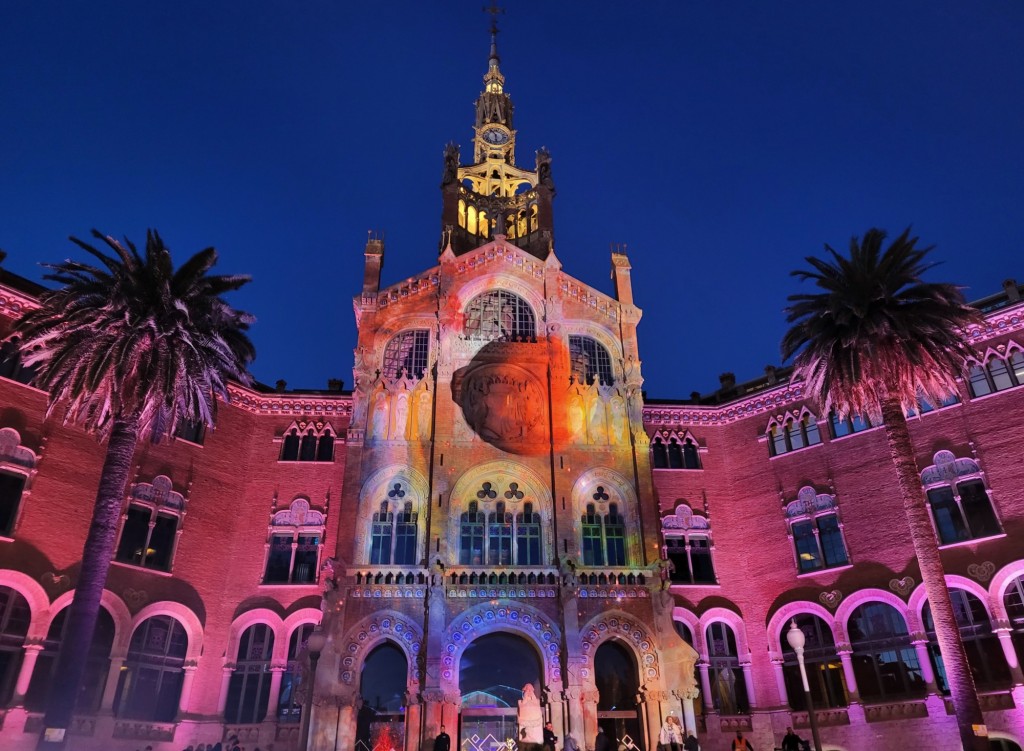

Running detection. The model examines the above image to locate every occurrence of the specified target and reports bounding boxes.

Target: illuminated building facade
[0,22,1023,751]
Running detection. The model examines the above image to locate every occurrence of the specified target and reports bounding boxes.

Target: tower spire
[483,2,505,77]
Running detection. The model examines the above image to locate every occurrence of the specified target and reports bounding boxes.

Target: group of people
[726,726,809,751]
[658,715,700,751]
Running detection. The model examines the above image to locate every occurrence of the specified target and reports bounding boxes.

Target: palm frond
[781,227,983,420]
[15,229,255,437]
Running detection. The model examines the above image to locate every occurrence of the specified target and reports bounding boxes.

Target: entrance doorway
[595,641,644,751]
[459,633,543,751]
[356,642,407,751]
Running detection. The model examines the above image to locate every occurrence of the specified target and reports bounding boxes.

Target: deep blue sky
[2,2,1022,398]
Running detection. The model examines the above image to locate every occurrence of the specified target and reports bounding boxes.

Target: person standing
[595,726,611,751]
[730,731,753,750]
[780,727,803,751]
[659,717,682,751]
[543,721,558,751]
[435,725,451,751]
[682,731,700,751]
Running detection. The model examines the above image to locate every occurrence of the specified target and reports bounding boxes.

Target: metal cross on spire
[483,0,505,60]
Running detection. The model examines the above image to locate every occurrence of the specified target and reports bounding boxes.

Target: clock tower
[440,18,555,258]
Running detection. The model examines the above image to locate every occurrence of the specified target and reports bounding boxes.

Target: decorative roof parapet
[644,382,807,428]
[226,383,353,417]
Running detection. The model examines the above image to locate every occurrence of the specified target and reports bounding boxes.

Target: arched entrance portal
[459,632,543,751]
[595,641,644,751]
[357,642,408,751]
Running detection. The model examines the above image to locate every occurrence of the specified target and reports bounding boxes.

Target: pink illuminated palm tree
[781,227,987,751]
[15,230,255,748]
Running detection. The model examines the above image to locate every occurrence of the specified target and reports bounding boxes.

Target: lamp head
[307,626,329,654]
[786,619,806,651]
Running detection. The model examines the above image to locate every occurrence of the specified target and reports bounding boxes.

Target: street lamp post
[786,619,822,751]
[300,627,329,751]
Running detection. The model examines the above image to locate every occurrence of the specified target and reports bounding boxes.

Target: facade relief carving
[453,362,545,453]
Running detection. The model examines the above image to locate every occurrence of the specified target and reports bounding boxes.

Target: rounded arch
[354,464,430,564]
[0,569,51,639]
[907,575,994,633]
[47,589,132,657]
[455,274,545,329]
[447,460,555,565]
[671,606,703,655]
[570,467,637,516]
[442,601,561,690]
[991,558,1024,622]
[560,323,623,365]
[835,588,910,641]
[281,607,322,663]
[227,608,284,665]
[579,609,661,688]
[337,609,423,690]
[130,601,204,661]
[698,607,750,662]
[766,600,838,655]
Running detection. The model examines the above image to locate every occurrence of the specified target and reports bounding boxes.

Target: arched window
[706,622,749,714]
[848,602,924,701]
[458,200,467,229]
[829,411,872,438]
[968,350,1024,396]
[488,501,513,565]
[785,488,848,573]
[459,501,486,565]
[0,427,36,537]
[780,614,846,710]
[604,503,626,566]
[280,423,337,463]
[383,330,431,380]
[581,502,604,567]
[0,337,38,386]
[923,590,1010,692]
[25,607,114,713]
[264,499,326,584]
[662,505,716,585]
[467,205,478,235]
[464,290,535,342]
[682,439,701,469]
[1006,574,1024,671]
[769,413,821,456]
[369,493,419,566]
[458,484,543,566]
[516,503,542,565]
[0,586,30,705]
[115,475,185,572]
[115,615,188,721]
[668,438,684,468]
[225,623,275,724]
[921,451,1001,545]
[568,335,614,385]
[278,623,314,723]
[479,211,490,238]
[651,437,668,469]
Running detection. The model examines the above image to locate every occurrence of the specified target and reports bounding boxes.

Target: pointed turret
[439,10,555,259]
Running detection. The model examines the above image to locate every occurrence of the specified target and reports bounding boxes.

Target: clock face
[482,128,509,145]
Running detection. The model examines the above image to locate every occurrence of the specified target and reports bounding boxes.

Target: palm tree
[15,230,255,748]
[781,227,987,751]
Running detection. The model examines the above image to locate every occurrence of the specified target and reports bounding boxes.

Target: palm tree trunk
[40,415,140,749]
[878,395,986,751]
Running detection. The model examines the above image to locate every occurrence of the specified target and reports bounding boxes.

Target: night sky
[2,2,1022,398]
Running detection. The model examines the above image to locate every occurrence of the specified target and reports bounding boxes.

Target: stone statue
[517,683,544,745]
[370,394,389,439]
[442,143,459,186]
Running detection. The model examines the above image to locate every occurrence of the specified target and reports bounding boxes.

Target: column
[99,656,126,713]
[740,663,756,708]
[680,692,697,739]
[582,689,600,749]
[178,663,198,715]
[335,697,360,751]
[404,693,423,751]
[420,689,445,743]
[837,648,859,701]
[218,665,235,714]
[266,665,286,721]
[911,638,938,692]
[771,658,789,708]
[994,627,1024,685]
[698,664,713,712]
[441,693,461,739]
[11,643,43,706]
[562,688,585,747]
[642,690,665,751]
